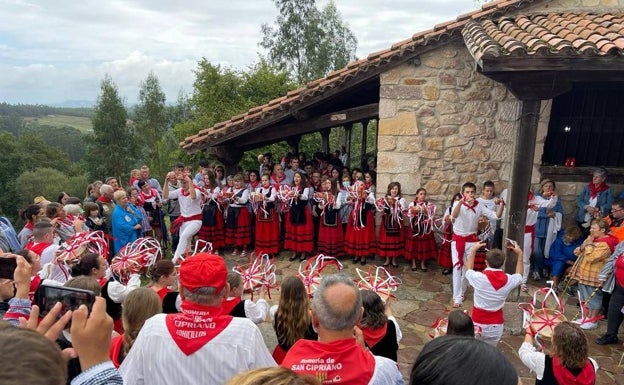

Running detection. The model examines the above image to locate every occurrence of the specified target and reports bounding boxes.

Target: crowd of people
[0,145,623,384]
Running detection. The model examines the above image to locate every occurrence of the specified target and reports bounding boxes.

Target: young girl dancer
[284,172,314,261]
[378,182,406,268]
[438,193,462,275]
[344,180,376,265]
[253,174,280,256]
[406,188,437,272]
[197,171,225,254]
[314,176,344,258]
[225,174,251,256]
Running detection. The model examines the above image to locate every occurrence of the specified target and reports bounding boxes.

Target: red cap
[179,252,227,292]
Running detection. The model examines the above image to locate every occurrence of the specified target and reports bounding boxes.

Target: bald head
[312,274,362,331]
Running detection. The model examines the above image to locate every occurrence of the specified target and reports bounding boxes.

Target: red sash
[282,338,376,385]
[472,307,504,324]
[109,334,124,368]
[220,296,242,315]
[452,233,479,268]
[165,300,233,356]
[525,224,535,255]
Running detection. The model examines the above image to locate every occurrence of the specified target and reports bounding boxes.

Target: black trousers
[605,282,624,337]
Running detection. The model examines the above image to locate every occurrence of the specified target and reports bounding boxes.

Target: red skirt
[437,222,453,269]
[225,207,252,247]
[255,208,280,255]
[344,211,376,257]
[198,209,225,250]
[317,219,344,258]
[284,207,314,252]
[377,219,405,258]
[405,228,437,261]
[473,249,487,272]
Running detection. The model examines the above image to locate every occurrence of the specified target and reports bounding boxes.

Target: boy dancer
[451,182,504,307]
[466,241,523,346]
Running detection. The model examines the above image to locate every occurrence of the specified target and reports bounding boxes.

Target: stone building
[182,0,624,235]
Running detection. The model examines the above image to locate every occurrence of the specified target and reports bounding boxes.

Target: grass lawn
[24,115,93,132]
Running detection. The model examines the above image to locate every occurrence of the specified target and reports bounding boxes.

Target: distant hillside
[0,102,93,118]
[23,115,92,133]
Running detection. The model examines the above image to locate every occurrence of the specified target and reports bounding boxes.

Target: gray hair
[593,167,608,179]
[311,274,362,331]
[100,184,113,195]
[181,286,226,306]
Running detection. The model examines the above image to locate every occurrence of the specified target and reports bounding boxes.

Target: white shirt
[452,201,499,236]
[519,342,598,380]
[465,268,523,311]
[526,195,558,226]
[119,313,276,385]
[167,188,202,217]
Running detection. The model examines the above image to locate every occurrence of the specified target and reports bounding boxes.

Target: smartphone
[505,238,519,249]
[35,284,95,317]
[0,257,17,280]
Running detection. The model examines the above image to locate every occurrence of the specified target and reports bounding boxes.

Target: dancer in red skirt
[253,174,280,256]
[197,171,225,253]
[284,172,314,261]
[225,174,251,256]
[344,181,376,265]
[438,193,461,275]
[314,176,344,258]
[406,188,437,272]
[378,182,406,268]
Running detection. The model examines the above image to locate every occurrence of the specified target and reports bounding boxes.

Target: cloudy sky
[0,0,480,106]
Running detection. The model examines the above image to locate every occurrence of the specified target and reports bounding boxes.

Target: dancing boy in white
[466,241,523,345]
[164,172,202,263]
[451,182,504,307]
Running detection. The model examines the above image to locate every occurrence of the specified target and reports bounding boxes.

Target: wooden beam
[232,103,379,149]
[503,100,540,279]
[480,56,624,74]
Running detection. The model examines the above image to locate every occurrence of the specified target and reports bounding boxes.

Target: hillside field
[24,114,92,132]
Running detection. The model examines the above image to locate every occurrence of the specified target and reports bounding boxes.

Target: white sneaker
[532,271,541,281]
[580,322,598,330]
[572,318,583,324]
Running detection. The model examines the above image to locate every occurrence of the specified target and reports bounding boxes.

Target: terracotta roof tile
[463,12,624,61]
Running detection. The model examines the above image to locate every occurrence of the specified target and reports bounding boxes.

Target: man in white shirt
[120,252,275,385]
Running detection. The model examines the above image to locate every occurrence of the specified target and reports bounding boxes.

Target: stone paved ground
[225,252,624,384]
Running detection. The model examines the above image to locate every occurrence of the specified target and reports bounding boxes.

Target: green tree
[260,0,357,84]
[0,131,28,218]
[84,75,137,181]
[135,72,168,172]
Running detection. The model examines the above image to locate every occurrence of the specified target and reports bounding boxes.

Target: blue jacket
[112,204,142,254]
[575,184,612,222]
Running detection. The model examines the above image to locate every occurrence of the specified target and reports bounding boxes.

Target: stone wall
[377,41,524,207]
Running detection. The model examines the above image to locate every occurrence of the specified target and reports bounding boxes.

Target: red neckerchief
[220,296,242,315]
[25,241,52,257]
[364,182,373,190]
[361,323,388,348]
[25,222,34,230]
[594,234,619,253]
[588,182,609,199]
[180,188,191,197]
[249,181,260,190]
[156,287,170,302]
[461,199,478,214]
[110,334,124,368]
[165,300,233,356]
[282,338,375,385]
[97,196,112,204]
[482,269,509,290]
[271,173,286,186]
[29,275,42,302]
[552,356,595,385]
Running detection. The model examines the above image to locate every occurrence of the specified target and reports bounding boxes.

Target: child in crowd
[378,182,406,268]
[546,225,583,290]
[476,181,499,247]
[437,193,461,275]
[451,182,504,308]
[314,176,344,258]
[197,171,225,254]
[225,174,251,256]
[344,180,376,265]
[221,272,269,324]
[284,172,314,261]
[253,174,280,256]
[466,241,523,346]
[406,188,437,272]
[364,171,376,194]
[84,201,106,232]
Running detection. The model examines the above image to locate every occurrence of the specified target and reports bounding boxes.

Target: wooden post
[209,145,243,176]
[345,124,352,168]
[285,136,301,156]
[504,100,540,278]
[361,120,369,169]
[321,129,330,154]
